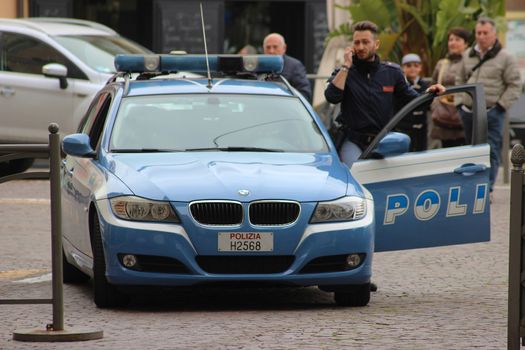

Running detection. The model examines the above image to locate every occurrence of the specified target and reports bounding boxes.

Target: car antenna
[200,3,212,89]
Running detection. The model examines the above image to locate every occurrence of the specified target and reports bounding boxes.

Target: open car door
[351,84,490,252]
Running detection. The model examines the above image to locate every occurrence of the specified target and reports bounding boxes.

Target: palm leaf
[397,2,430,34]
[377,32,401,61]
[347,0,396,30]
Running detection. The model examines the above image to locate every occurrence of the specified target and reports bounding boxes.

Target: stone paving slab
[0,180,511,349]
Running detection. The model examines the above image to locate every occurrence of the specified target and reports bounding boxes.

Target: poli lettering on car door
[351,84,491,252]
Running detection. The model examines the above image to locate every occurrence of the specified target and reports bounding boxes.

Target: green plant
[327,0,505,75]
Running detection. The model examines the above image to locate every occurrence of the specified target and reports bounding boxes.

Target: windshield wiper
[184,147,284,152]
[111,148,183,153]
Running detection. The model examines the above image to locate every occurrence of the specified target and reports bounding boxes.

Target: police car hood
[108,152,362,202]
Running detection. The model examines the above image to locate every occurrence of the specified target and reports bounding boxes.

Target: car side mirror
[371,132,410,158]
[62,133,96,158]
[42,63,68,89]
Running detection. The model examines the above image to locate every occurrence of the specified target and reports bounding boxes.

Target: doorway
[224,1,306,63]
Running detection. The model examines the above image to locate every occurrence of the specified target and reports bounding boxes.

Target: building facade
[1,0,328,73]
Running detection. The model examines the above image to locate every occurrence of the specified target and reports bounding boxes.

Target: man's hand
[330,47,354,91]
[426,83,446,95]
[343,47,353,68]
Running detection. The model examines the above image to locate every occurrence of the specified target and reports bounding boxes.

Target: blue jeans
[339,140,362,168]
[460,106,505,192]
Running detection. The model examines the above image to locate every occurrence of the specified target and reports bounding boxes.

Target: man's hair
[263,33,286,46]
[477,16,496,31]
[448,27,470,43]
[352,21,378,37]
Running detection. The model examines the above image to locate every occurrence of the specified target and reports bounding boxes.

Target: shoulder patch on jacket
[383,61,401,69]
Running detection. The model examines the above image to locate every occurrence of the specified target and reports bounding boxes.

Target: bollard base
[13,327,103,342]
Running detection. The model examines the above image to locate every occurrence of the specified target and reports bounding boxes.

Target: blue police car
[61,54,490,308]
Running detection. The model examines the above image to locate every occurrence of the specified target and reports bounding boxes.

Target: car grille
[196,255,295,274]
[189,201,300,226]
[249,201,300,225]
[190,201,243,225]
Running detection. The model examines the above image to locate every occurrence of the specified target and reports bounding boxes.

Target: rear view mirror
[42,63,68,89]
[62,133,96,158]
[371,132,410,158]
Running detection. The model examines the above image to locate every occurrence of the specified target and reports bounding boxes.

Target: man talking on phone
[325,20,445,167]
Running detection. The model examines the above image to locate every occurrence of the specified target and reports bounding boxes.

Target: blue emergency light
[114,54,284,74]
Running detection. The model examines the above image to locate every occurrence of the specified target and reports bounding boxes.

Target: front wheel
[91,212,129,308]
[333,283,371,307]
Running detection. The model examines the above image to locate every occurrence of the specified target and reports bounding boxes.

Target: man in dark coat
[324,21,445,167]
[263,33,312,102]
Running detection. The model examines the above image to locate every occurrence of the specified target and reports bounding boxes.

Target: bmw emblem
[238,189,250,196]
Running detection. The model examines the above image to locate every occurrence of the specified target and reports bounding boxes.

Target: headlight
[109,196,180,222]
[310,196,366,223]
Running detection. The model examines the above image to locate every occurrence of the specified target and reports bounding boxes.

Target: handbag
[430,59,463,130]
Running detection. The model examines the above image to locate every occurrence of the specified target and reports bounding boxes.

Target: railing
[509,143,525,349]
[0,124,102,342]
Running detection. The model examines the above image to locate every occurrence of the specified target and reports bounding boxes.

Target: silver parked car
[0,17,151,174]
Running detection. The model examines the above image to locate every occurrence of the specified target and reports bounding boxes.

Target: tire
[91,212,129,308]
[63,252,89,284]
[0,158,34,176]
[334,283,371,307]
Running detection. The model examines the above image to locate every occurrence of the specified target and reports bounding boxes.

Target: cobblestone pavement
[0,179,511,349]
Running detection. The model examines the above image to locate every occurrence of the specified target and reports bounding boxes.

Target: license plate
[218,232,273,252]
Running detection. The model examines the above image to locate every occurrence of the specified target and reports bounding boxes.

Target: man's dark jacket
[282,54,312,102]
[324,56,419,134]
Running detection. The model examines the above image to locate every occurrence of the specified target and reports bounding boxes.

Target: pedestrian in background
[430,27,469,148]
[263,33,312,102]
[324,20,445,168]
[456,16,521,199]
[238,44,257,55]
[395,53,430,152]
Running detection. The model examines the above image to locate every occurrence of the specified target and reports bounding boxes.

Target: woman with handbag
[430,27,470,148]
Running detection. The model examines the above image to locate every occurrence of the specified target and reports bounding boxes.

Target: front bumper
[96,198,374,287]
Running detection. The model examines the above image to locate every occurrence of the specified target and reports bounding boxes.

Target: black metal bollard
[508,144,525,349]
[2,124,104,342]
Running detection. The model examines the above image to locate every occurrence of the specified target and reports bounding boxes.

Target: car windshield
[54,35,149,74]
[110,94,328,153]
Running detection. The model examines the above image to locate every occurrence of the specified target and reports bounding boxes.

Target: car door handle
[454,163,487,176]
[0,87,15,97]
[62,160,74,176]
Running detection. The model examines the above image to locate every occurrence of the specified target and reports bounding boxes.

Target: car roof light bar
[114,54,284,75]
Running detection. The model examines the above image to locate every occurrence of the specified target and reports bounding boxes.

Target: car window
[0,32,87,80]
[110,94,328,153]
[79,93,108,134]
[54,35,149,74]
[89,96,112,150]
[360,86,486,160]
[392,92,470,152]
[79,93,112,150]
